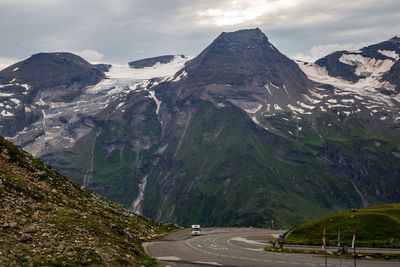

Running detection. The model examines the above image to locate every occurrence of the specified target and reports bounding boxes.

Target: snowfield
[106,55,191,79]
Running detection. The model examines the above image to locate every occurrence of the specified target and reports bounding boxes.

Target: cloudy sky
[1,0,399,69]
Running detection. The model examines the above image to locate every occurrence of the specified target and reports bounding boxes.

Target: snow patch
[24,106,31,112]
[309,90,324,99]
[115,102,124,110]
[251,116,259,124]
[149,91,161,115]
[270,82,279,90]
[12,67,19,72]
[339,54,394,76]
[341,99,354,103]
[297,61,396,106]
[35,98,47,106]
[274,104,282,110]
[10,98,20,105]
[327,104,350,108]
[10,78,16,83]
[172,70,188,82]
[297,101,315,110]
[20,84,31,90]
[378,50,400,60]
[0,92,13,97]
[107,55,191,79]
[283,84,289,96]
[244,103,263,114]
[1,110,13,117]
[287,104,305,114]
[264,83,271,95]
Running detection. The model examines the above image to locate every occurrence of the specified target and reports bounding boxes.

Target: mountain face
[315,36,400,92]
[0,136,175,266]
[176,28,315,112]
[1,29,400,228]
[0,52,105,138]
[129,55,185,68]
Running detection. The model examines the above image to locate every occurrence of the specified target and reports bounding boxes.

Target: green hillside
[141,100,400,228]
[285,204,400,248]
[43,93,400,229]
[0,136,176,266]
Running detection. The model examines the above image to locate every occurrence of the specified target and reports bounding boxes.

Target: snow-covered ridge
[296,60,396,105]
[338,54,395,76]
[106,55,192,79]
[378,50,400,61]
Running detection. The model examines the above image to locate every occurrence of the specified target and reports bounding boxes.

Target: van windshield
[192,228,200,231]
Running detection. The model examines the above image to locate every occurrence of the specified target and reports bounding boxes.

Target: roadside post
[322,228,327,267]
[278,234,284,249]
[338,228,341,267]
[352,230,356,267]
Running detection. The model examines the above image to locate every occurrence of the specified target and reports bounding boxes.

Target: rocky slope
[0,136,176,266]
[0,29,400,228]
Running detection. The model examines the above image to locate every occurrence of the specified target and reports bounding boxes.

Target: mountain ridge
[0,28,399,228]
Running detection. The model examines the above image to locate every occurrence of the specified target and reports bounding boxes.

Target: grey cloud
[0,0,399,65]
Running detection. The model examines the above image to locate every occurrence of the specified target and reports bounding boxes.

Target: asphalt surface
[143,228,400,267]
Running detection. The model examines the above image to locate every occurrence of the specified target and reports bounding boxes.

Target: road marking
[184,231,336,267]
[228,236,266,246]
[156,256,181,261]
[192,261,223,266]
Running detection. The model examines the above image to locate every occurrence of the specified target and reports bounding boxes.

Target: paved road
[143,228,399,267]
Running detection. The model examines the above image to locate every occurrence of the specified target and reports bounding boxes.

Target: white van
[191,225,201,236]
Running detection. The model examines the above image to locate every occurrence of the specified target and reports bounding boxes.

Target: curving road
[143,228,399,267]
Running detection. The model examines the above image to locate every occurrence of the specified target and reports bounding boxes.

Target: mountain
[129,54,186,68]
[315,35,400,91]
[0,136,176,266]
[0,52,105,137]
[1,29,400,228]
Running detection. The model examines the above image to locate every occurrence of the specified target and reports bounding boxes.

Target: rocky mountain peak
[0,52,105,90]
[183,28,287,85]
[177,28,314,109]
[215,28,270,48]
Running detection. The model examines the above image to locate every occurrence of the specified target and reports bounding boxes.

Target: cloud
[292,39,384,62]
[0,0,399,63]
[0,57,18,71]
[72,49,105,63]
[197,0,296,26]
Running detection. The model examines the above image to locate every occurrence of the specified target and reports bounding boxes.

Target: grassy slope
[0,136,175,266]
[285,204,400,248]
